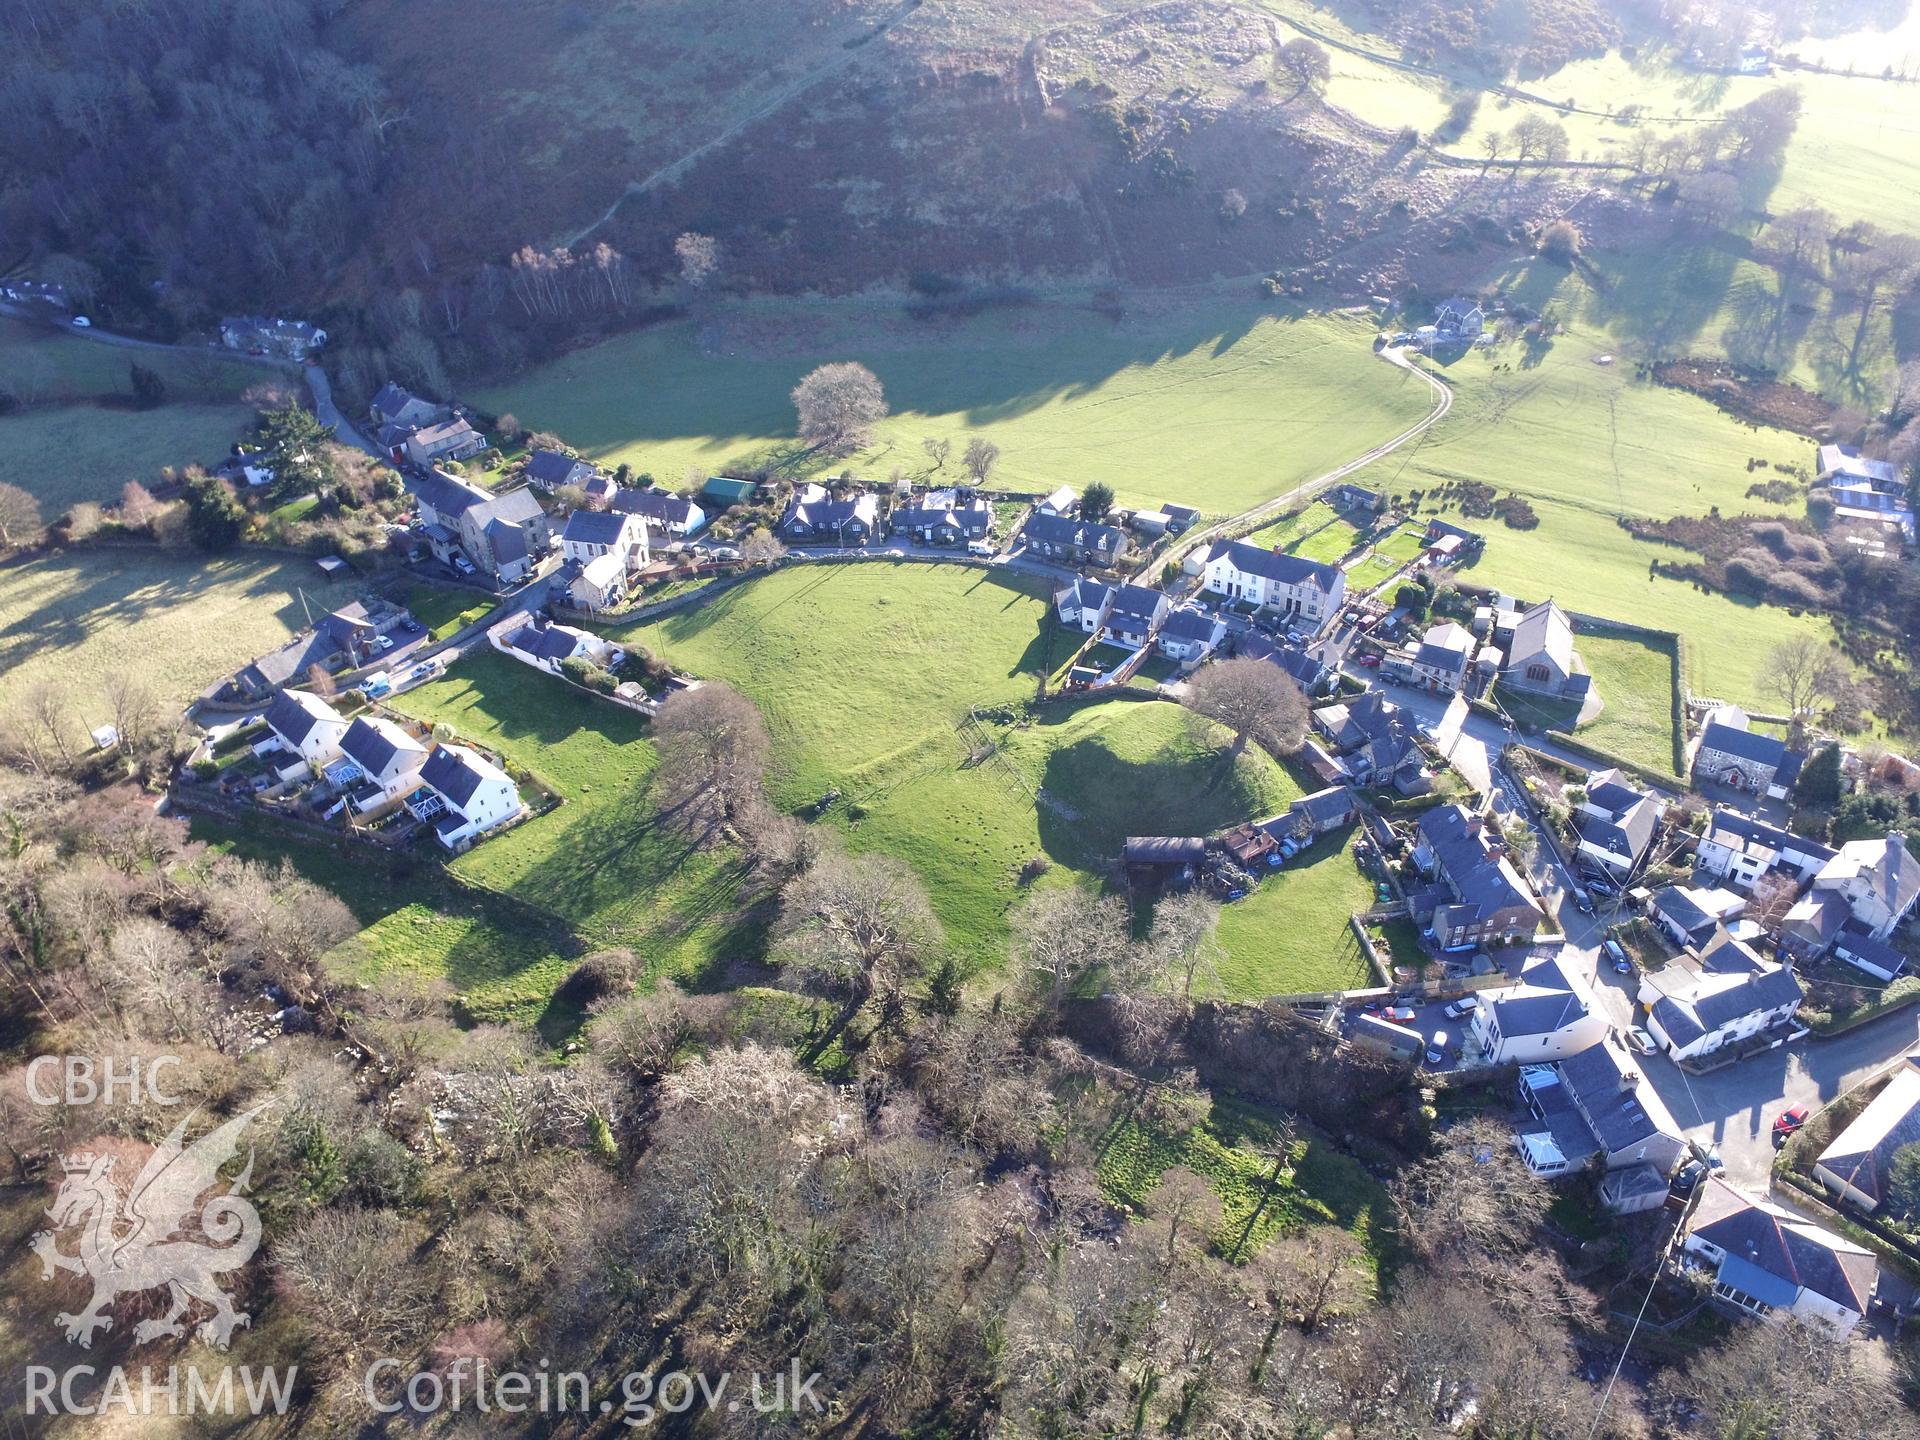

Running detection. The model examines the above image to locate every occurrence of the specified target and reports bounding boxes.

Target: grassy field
[1260,0,1920,243]
[0,402,254,514]
[1496,630,1681,777]
[633,564,1305,972]
[0,319,259,511]
[477,299,1437,517]
[272,567,1339,1018]
[0,548,361,728]
[1344,320,1848,716]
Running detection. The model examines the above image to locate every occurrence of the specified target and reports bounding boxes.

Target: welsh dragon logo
[31,1103,269,1349]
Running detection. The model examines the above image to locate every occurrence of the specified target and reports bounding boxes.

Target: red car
[1772,1104,1810,1139]
[1356,653,1382,668]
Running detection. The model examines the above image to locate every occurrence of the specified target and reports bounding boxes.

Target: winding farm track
[1140,345,1453,582]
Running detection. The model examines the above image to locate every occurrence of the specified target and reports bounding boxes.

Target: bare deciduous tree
[1759,635,1843,717]
[1142,889,1224,1001]
[275,1208,439,1359]
[792,362,888,454]
[921,435,951,472]
[0,482,43,549]
[773,850,943,1011]
[1182,657,1308,761]
[1013,885,1128,1014]
[962,437,1000,486]
[648,681,772,842]
[740,525,787,566]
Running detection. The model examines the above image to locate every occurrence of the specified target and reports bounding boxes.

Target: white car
[708,545,742,561]
[1626,1027,1658,1056]
[70,315,91,328]
[966,540,994,557]
[1443,997,1478,1021]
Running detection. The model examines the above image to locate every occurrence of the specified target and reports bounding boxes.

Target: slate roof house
[1199,541,1346,626]
[1514,1036,1687,1191]
[1023,510,1127,566]
[890,488,990,545]
[409,470,551,585]
[1103,584,1170,648]
[1312,691,1425,790]
[417,743,523,850]
[338,716,429,811]
[778,484,880,544]
[404,417,487,469]
[1433,297,1486,339]
[1637,927,1803,1064]
[1810,832,1920,942]
[1395,620,1475,694]
[1574,767,1666,880]
[220,315,327,359]
[1467,950,1607,1064]
[1423,518,1483,562]
[524,449,596,493]
[368,382,444,432]
[1815,1052,1920,1215]
[1280,786,1357,838]
[1332,483,1384,514]
[1055,578,1113,633]
[1681,1176,1877,1333]
[1412,803,1545,952]
[1238,632,1330,695]
[561,508,650,571]
[263,689,349,769]
[612,488,706,536]
[506,619,610,670]
[1691,718,1806,799]
[1694,810,1835,890]
[569,551,629,612]
[1157,605,1227,664]
[1649,884,1748,948]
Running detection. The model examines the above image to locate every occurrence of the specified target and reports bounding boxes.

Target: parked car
[966,540,994,557]
[409,660,438,680]
[1604,939,1630,973]
[1772,1103,1811,1142]
[1572,891,1596,917]
[1586,875,1618,897]
[1626,1026,1658,1056]
[1444,997,1478,1021]
[1356,652,1381,667]
[451,554,476,576]
[1688,1138,1724,1171]
[1381,1005,1417,1024]
[1670,1158,1707,1197]
[708,545,742,561]
[71,315,91,328]
[370,634,394,653]
[1424,1032,1449,1066]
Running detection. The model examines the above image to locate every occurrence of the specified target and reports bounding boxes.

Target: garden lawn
[1212,826,1378,998]
[476,298,1436,517]
[404,583,495,641]
[1347,523,1426,592]
[0,549,361,732]
[1498,630,1681,777]
[188,811,578,1031]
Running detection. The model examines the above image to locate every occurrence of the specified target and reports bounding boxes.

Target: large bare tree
[792,362,888,454]
[649,681,773,841]
[773,851,943,1011]
[1012,885,1129,1014]
[1182,657,1308,761]
[1758,635,1843,718]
